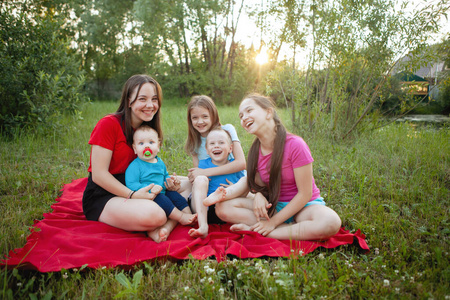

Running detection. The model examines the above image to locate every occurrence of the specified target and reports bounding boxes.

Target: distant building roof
[393,71,427,82]
[392,54,445,78]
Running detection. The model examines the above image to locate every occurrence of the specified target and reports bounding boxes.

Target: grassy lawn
[1,100,449,299]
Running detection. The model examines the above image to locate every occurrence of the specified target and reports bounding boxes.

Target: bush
[0,6,88,134]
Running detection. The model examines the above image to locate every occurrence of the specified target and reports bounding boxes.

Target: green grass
[1,101,449,299]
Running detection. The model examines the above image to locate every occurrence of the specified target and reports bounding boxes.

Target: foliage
[0,102,448,299]
[0,1,88,135]
[260,0,449,139]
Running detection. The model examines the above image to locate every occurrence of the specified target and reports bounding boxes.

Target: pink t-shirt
[257,134,320,203]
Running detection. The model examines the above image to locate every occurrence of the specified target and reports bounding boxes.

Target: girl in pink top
[208,94,341,240]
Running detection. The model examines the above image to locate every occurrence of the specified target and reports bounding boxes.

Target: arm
[125,162,149,191]
[189,140,246,178]
[91,145,155,200]
[252,173,271,221]
[251,163,313,236]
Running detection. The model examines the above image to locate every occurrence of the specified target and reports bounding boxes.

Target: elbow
[91,170,105,186]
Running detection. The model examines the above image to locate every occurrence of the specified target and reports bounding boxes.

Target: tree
[0,1,87,134]
[259,0,449,138]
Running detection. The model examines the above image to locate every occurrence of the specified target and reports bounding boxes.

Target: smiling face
[129,83,159,128]
[238,98,272,135]
[132,127,160,162]
[190,106,213,137]
[205,129,233,166]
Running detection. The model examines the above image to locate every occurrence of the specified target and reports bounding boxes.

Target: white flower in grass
[236,273,242,280]
[208,277,214,284]
[205,267,214,275]
[374,248,379,255]
[275,279,286,286]
[299,250,304,256]
[394,270,399,274]
[17,282,22,287]
[219,288,224,295]
[395,288,400,293]
[184,286,189,291]
[318,253,325,260]
[62,273,68,279]
[410,276,414,283]
[73,268,78,272]
[383,279,390,287]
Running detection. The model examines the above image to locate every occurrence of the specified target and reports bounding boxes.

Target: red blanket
[2,178,369,272]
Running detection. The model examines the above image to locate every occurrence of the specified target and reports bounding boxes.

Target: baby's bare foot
[147,227,169,243]
[188,225,208,238]
[179,213,197,225]
[230,223,251,232]
[203,186,227,206]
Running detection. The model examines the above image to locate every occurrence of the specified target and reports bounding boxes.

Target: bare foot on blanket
[203,186,227,206]
[147,227,169,243]
[230,223,252,232]
[179,213,197,226]
[188,225,208,238]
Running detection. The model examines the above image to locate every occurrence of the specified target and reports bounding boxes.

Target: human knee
[193,175,209,188]
[321,214,342,238]
[136,208,167,228]
[215,202,230,221]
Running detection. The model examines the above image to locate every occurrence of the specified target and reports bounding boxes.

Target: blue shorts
[276,197,326,224]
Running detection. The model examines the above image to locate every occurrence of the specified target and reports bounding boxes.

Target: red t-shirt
[87,114,137,174]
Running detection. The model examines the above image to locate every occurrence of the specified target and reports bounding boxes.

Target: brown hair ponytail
[244,94,286,217]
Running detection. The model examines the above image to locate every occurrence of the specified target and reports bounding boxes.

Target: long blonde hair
[184,95,221,156]
[244,94,286,217]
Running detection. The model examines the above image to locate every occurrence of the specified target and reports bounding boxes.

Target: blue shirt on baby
[125,156,170,194]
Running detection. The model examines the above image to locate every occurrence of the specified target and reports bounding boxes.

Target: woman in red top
[82,75,181,242]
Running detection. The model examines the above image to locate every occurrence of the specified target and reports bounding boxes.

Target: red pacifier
[143,148,153,157]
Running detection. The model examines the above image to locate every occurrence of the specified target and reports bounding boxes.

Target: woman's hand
[253,192,272,222]
[132,183,157,200]
[251,219,276,236]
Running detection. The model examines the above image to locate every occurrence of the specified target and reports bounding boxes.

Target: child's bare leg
[178,178,192,199]
[169,207,197,225]
[203,186,227,206]
[188,176,209,238]
[204,177,250,207]
[215,197,258,232]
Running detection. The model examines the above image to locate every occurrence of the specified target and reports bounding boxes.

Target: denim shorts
[276,197,326,224]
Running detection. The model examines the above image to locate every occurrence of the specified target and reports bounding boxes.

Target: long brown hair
[244,94,286,217]
[115,75,163,145]
[184,95,221,156]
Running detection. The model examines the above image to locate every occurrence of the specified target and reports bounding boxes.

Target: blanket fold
[2,178,369,272]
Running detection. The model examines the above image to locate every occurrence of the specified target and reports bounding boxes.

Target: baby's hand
[150,185,163,195]
[165,173,181,191]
